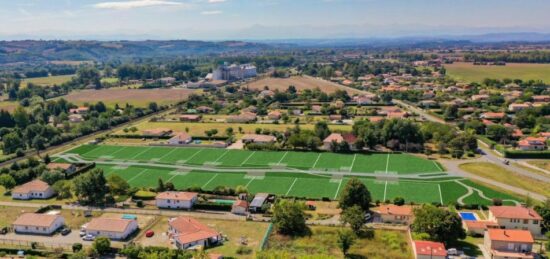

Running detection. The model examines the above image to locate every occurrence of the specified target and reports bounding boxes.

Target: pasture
[56,144,521,205]
[445,62,550,83]
[63,88,196,108]
[21,74,74,88]
[244,76,363,94]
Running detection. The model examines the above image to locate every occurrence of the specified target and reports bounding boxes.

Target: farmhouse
[68,114,84,123]
[517,137,547,151]
[142,128,173,137]
[13,213,65,235]
[12,179,55,200]
[85,218,138,240]
[46,162,76,175]
[179,115,202,122]
[69,107,89,114]
[241,134,276,144]
[374,205,414,225]
[488,206,542,235]
[231,200,249,215]
[484,229,534,259]
[156,192,198,209]
[168,132,193,145]
[168,216,222,250]
[412,241,447,259]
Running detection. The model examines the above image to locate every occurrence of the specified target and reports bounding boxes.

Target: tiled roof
[13,213,62,227]
[377,205,413,216]
[86,218,135,233]
[487,229,534,243]
[12,180,51,194]
[489,206,542,220]
[156,192,198,201]
[169,216,220,245]
[414,241,447,256]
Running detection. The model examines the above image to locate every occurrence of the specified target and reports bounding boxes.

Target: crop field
[445,62,550,83]
[21,74,74,88]
[65,144,443,174]
[244,76,363,94]
[63,88,197,107]
[55,144,521,205]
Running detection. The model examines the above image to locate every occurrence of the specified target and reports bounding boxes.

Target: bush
[236,246,252,255]
[133,190,157,200]
[72,243,83,253]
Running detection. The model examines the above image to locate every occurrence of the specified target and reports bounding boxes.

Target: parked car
[79,230,86,237]
[145,230,155,238]
[60,227,71,236]
[82,234,95,241]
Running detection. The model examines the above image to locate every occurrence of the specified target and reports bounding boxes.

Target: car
[79,230,86,237]
[145,230,155,238]
[60,227,71,236]
[82,234,95,241]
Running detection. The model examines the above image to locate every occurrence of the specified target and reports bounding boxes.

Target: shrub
[133,190,157,200]
[236,246,252,255]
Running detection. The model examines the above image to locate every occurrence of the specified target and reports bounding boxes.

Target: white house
[231,200,249,215]
[13,213,65,235]
[168,216,222,250]
[167,132,193,145]
[85,218,138,240]
[12,180,55,200]
[374,205,414,225]
[156,192,198,209]
[488,206,542,236]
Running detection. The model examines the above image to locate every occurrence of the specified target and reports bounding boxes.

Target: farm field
[445,62,550,83]
[21,74,74,87]
[244,75,363,94]
[117,121,352,137]
[63,88,197,108]
[56,144,521,205]
[0,101,18,112]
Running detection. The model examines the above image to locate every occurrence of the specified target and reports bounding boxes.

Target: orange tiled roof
[12,180,50,194]
[487,229,534,243]
[13,213,62,227]
[170,216,220,244]
[156,192,198,201]
[414,241,447,256]
[489,206,542,220]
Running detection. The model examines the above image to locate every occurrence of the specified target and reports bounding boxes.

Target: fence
[0,238,73,252]
[259,223,274,251]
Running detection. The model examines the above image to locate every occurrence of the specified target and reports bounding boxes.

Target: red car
[145,230,155,238]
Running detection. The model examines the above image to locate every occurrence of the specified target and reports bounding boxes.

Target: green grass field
[21,75,74,88]
[66,144,442,174]
[445,62,550,83]
[60,144,520,204]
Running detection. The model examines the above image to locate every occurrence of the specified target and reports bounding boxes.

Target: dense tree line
[464,51,550,63]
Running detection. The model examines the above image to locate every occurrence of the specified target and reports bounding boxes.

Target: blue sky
[0,0,549,40]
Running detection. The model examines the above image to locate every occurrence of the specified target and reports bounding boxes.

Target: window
[523,219,528,224]
[507,243,514,250]
[533,220,539,224]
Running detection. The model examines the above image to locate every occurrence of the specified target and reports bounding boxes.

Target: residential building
[480,112,506,121]
[517,137,547,151]
[463,220,499,236]
[12,180,55,200]
[46,162,76,175]
[69,107,89,114]
[413,241,447,259]
[85,218,138,240]
[508,103,532,112]
[68,114,84,123]
[168,132,193,145]
[13,213,65,235]
[231,200,249,215]
[484,229,534,259]
[267,110,282,120]
[375,205,414,225]
[156,192,198,209]
[533,95,550,103]
[168,216,222,250]
[488,206,542,235]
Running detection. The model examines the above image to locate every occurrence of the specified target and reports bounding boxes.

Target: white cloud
[201,10,222,15]
[208,0,226,3]
[94,0,184,10]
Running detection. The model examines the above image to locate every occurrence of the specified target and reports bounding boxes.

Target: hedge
[502,150,550,159]
[133,190,157,200]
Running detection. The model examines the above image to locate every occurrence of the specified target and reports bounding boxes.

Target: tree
[73,169,109,205]
[393,197,405,206]
[534,199,550,232]
[2,132,25,154]
[411,204,466,244]
[340,205,366,234]
[272,200,308,236]
[41,170,65,185]
[339,178,372,212]
[52,180,73,199]
[92,237,111,255]
[0,174,16,190]
[337,229,356,256]
[107,175,130,195]
[314,121,331,140]
[156,178,165,192]
[148,102,159,112]
[72,243,83,253]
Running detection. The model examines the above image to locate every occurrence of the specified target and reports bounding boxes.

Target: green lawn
[21,74,74,87]
[446,62,550,83]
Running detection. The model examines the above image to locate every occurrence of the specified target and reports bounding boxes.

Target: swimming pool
[459,212,477,221]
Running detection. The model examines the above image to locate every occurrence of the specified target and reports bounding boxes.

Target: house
[484,229,534,259]
[267,111,282,120]
[480,112,506,121]
[329,114,343,121]
[517,137,547,151]
[169,216,222,250]
[472,94,490,102]
[12,180,55,200]
[68,114,84,123]
[46,162,76,175]
[168,132,193,145]
[532,95,550,103]
[85,218,138,240]
[13,213,65,235]
[196,106,214,114]
[159,77,176,85]
[231,200,248,215]
[179,115,202,122]
[69,107,89,114]
[156,192,198,209]
[241,134,276,144]
[142,128,173,137]
[226,112,257,123]
[387,111,408,119]
[322,133,344,150]
[413,241,447,259]
[375,205,414,225]
[259,90,275,98]
[508,103,532,112]
[463,220,499,236]
[488,206,542,235]
[310,105,322,114]
[249,193,269,213]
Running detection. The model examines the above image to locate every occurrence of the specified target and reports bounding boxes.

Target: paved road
[393,99,447,124]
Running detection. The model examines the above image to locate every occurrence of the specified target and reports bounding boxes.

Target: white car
[82,234,95,241]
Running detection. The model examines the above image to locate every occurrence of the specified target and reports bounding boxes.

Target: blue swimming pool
[459,212,477,221]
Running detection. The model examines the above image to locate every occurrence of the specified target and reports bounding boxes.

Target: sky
[1,0,550,40]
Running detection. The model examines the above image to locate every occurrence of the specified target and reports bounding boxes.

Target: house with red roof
[462,220,499,236]
[322,133,357,150]
[168,132,193,145]
[488,206,542,236]
[517,137,547,151]
[231,200,248,215]
[413,241,447,259]
[85,218,138,240]
[169,216,222,250]
[156,192,198,210]
[374,205,414,225]
[484,229,534,259]
[480,112,506,121]
[12,180,55,200]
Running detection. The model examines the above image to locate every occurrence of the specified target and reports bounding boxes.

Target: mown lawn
[445,62,550,83]
[459,162,550,197]
[265,226,412,259]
